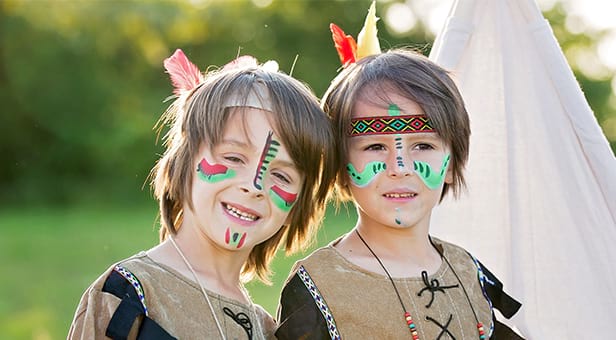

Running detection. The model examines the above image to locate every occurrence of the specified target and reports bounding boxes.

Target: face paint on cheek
[225,228,247,249]
[413,153,451,190]
[347,161,386,187]
[253,131,280,190]
[197,158,236,183]
[269,185,298,212]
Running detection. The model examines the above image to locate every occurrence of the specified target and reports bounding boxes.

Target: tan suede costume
[276,236,522,339]
[69,252,275,339]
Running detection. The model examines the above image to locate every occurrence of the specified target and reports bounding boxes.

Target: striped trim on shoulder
[296,265,340,340]
[469,255,494,337]
[113,264,148,316]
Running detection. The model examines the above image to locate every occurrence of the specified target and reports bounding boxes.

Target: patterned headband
[348,114,435,136]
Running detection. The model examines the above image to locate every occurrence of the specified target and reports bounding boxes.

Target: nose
[240,183,265,199]
[386,150,412,178]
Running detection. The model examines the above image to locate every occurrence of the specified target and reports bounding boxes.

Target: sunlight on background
[385,0,616,82]
[382,0,616,143]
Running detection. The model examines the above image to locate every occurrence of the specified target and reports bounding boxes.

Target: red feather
[330,23,357,67]
[163,49,204,96]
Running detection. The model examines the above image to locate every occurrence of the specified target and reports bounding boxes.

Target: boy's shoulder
[282,236,345,283]
[430,236,475,260]
[296,236,344,269]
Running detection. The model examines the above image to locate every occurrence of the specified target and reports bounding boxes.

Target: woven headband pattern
[349,115,434,136]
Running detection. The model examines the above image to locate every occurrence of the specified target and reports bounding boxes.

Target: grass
[0,201,356,340]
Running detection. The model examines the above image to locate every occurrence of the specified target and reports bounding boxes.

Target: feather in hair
[163,49,204,96]
[330,23,357,67]
[356,1,381,59]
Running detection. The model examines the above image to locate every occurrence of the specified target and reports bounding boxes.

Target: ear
[444,166,454,185]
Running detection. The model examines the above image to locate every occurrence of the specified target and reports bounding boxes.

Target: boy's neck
[356,223,433,257]
[335,221,442,277]
[147,226,251,304]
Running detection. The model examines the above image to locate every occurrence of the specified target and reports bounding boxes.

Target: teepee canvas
[429,0,616,337]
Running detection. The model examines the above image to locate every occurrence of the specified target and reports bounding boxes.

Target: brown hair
[322,48,470,201]
[152,65,337,283]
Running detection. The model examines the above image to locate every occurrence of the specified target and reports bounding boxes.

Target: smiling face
[184,107,303,252]
[347,92,452,231]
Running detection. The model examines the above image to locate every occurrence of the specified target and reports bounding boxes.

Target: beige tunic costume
[276,237,522,339]
[69,252,275,340]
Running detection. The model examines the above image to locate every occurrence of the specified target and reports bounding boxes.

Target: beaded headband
[163,49,278,111]
[348,115,435,136]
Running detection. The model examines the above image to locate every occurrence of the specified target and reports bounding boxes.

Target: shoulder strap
[469,256,522,319]
[468,255,526,339]
[276,265,340,340]
[102,265,176,340]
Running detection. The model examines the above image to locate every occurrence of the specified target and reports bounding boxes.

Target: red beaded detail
[478,322,486,339]
[404,312,419,340]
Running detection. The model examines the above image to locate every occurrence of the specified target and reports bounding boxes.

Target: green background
[1,0,614,338]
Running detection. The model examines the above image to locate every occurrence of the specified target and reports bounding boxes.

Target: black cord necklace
[355,229,486,339]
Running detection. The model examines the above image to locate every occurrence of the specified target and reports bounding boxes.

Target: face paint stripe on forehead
[348,115,434,136]
[253,131,280,190]
[388,104,401,116]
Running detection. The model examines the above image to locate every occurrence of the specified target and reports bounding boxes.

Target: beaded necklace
[354,230,486,339]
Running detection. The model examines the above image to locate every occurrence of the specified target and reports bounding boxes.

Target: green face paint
[388,104,401,116]
[269,185,298,212]
[225,227,247,249]
[197,158,236,183]
[347,161,386,187]
[413,154,450,190]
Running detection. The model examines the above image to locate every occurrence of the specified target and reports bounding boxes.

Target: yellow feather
[356,1,381,59]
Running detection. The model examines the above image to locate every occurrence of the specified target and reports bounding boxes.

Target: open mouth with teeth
[383,193,417,199]
[223,203,260,222]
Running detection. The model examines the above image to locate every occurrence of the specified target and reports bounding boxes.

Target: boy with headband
[276,3,523,339]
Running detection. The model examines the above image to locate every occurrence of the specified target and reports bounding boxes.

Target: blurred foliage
[0,0,614,205]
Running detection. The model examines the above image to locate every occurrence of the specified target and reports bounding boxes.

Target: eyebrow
[221,138,299,170]
[275,159,298,170]
[220,138,251,148]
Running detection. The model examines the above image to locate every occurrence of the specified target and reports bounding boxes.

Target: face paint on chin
[197,158,236,183]
[225,227,247,249]
[269,185,298,212]
[347,161,387,187]
[413,153,451,190]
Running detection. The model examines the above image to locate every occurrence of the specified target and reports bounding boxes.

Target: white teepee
[429,0,616,338]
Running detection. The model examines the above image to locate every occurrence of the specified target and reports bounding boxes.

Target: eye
[223,155,244,164]
[365,144,386,151]
[272,171,291,184]
[413,143,434,151]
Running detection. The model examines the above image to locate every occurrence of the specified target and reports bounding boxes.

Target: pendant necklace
[355,229,486,339]
[169,236,264,340]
